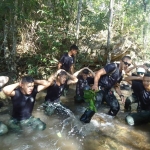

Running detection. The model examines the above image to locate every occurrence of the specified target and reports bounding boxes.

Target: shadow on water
[0,85,150,150]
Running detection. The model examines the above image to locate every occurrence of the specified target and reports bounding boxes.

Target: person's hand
[92,84,99,91]
[56,69,65,76]
[120,95,125,104]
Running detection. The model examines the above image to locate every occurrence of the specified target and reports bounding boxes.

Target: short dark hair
[82,69,89,74]
[57,71,67,77]
[21,76,34,84]
[69,44,78,51]
[122,56,131,61]
[144,73,150,77]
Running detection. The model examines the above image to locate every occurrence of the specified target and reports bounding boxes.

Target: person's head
[137,67,146,77]
[143,73,150,91]
[120,56,132,71]
[57,71,68,84]
[69,44,78,56]
[20,76,34,95]
[81,69,90,80]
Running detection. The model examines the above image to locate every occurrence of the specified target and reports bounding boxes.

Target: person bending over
[80,56,132,123]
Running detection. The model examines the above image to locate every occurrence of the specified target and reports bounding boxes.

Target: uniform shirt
[132,81,150,110]
[11,86,38,121]
[59,52,74,72]
[131,74,143,96]
[98,63,122,90]
[45,80,66,102]
[76,75,94,97]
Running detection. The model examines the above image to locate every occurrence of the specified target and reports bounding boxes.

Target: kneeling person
[74,67,95,103]
[3,76,50,131]
[125,73,150,125]
[124,67,146,112]
[44,69,78,115]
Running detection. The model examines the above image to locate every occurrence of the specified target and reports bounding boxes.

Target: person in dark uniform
[44,69,78,115]
[58,44,78,96]
[80,56,132,123]
[125,72,150,125]
[73,67,95,103]
[3,76,50,131]
[0,76,9,135]
[58,44,78,74]
[124,67,146,112]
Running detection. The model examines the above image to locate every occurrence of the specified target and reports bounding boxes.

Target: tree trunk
[106,0,114,63]
[11,0,18,72]
[76,0,82,43]
[142,0,147,60]
[3,19,10,71]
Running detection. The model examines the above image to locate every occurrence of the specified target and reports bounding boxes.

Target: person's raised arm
[73,67,88,77]
[125,64,147,74]
[3,82,19,97]
[66,71,78,85]
[35,80,50,92]
[86,68,95,77]
[124,76,143,85]
[92,68,106,91]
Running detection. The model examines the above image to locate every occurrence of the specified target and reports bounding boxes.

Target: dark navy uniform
[9,86,46,130]
[124,75,142,111]
[75,75,94,102]
[44,81,67,116]
[80,63,122,123]
[132,81,150,110]
[59,52,74,72]
[96,63,122,116]
[45,81,65,103]
[125,81,150,126]
[11,86,38,121]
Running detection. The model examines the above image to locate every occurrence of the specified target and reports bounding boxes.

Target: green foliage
[84,90,98,112]
[1,0,150,77]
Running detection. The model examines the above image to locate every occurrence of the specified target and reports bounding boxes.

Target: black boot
[80,109,95,123]
[124,98,132,112]
[125,111,150,126]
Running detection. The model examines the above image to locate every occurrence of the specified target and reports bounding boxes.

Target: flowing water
[0,85,150,150]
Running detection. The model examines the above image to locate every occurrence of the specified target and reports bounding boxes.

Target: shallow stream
[0,85,149,150]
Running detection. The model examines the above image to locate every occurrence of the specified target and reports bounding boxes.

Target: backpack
[107,63,117,78]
